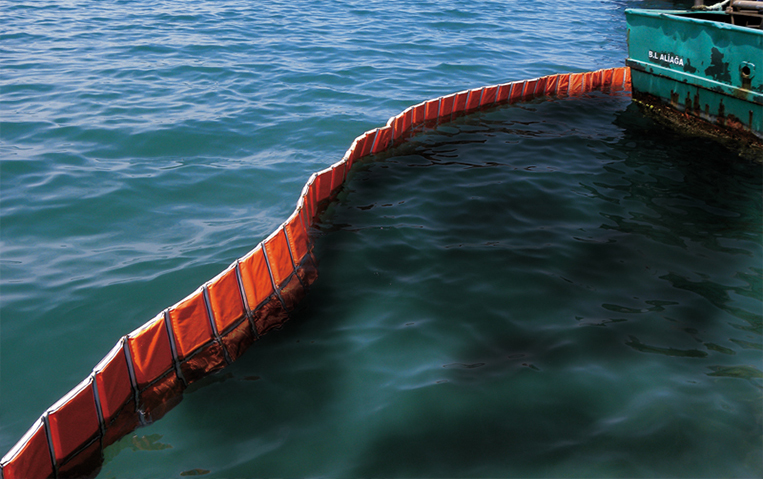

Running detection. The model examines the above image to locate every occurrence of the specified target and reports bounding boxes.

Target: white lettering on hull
[648,50,685,67]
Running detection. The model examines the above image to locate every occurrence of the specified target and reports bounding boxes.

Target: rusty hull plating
[625,7,763,146]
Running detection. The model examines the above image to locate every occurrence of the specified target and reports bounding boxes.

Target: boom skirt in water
[0,66,631,479]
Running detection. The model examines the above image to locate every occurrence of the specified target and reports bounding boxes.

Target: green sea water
[1,0,760,477]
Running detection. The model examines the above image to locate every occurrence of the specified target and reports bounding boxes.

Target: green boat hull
[625,9,763,141]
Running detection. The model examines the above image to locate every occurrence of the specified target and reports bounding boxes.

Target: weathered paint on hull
[625,9,763,141]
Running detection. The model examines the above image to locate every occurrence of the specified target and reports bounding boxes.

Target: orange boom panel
[207,266,246,334]
[569,72,584,95]
[522,79,538,100]
[348,135,367,164]
[330,162,345,192]
[360,130,377,157]
[316,168,333,204]
[481,85,498,106]
[509,81,524,103]
[496,83,512,103]
[466,87,483,111]
[591,70,603,91]
[0,419,55,479]
[127,315,173,388]
[534,77,547,97]
[602,68,614,88]
[412,103,426,126]
[372,126,393,154]
[613,67,626,90]
[47,380,100,464]
[285,210,310,264]
[94,342,132,424]
[545,75,559,95]
[424,99,440,121]
[453,90,469,113]
[557,74,571,96]
[392,112,407,141]
[167,290,214,360]
[440,94,455,118]
[239,246,274,309]
[264,228,295,287]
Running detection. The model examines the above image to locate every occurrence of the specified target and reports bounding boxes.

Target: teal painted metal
[625,9,763,139]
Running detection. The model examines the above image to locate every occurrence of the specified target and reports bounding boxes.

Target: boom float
[0,66,631,479]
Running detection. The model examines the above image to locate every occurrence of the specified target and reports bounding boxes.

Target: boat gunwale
[624,8,763,35]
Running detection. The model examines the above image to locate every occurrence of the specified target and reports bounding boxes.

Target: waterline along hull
[625,8,763,143]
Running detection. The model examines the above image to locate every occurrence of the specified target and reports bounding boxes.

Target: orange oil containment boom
[0,67,631,479]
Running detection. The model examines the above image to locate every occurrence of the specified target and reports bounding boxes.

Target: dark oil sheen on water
[1,0,760,478]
